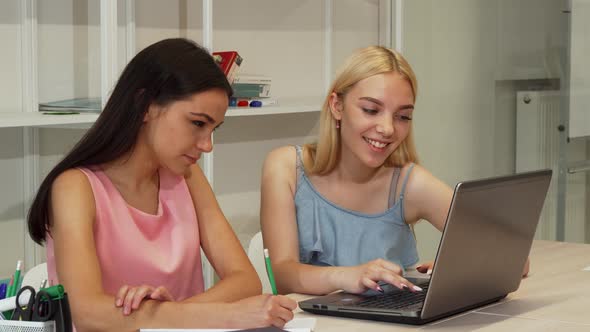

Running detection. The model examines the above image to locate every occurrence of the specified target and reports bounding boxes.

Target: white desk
[291,240,590,331]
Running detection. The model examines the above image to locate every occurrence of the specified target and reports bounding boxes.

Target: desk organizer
[0,320,55,332]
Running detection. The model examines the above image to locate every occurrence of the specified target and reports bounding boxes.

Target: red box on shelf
[212,51,243,84]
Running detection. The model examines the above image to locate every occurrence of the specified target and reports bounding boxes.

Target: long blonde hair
[304,46,420,175]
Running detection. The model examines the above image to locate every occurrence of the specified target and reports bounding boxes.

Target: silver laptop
[299,169,552,325]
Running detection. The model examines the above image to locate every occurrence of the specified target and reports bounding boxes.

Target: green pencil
[7,260,22,298]
[263,248,278,295]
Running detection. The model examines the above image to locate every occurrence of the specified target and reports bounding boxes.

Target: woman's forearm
[274,261,346,295]
[74,293,235,332]
[182,270,262,303]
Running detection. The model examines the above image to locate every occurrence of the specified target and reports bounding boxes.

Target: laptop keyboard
[356,283,429,310]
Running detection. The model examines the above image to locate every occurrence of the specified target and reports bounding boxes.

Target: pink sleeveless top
[46,166,204,301]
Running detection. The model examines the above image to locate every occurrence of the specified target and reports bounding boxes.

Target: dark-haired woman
[28,38,295,332]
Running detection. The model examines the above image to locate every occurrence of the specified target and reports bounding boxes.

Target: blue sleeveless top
[294,146,419,269]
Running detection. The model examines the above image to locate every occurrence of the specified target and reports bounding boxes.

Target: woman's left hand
[115,284,174,315]
[415,261,434,275]
[522,257,530,278]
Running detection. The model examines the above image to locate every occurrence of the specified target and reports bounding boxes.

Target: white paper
[583,266,590,271]
[140,318,314,332]
[141,329,308,332]
[284,318,316,331]
[140,330,226,332]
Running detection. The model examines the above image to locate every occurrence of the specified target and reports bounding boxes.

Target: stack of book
[211,50,275,108]
[230,74,275,107]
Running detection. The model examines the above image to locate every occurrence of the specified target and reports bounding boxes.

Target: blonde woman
[261,46,529,296]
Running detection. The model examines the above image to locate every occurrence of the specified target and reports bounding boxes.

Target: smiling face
[330,72,415,169]
[143,88,228,175]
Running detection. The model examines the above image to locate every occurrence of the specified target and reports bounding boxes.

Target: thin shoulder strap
[387,167,402,208]
[399,163,416,201]
[294,145,304,187]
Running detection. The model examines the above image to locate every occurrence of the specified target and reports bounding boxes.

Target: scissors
[12,286,54,321]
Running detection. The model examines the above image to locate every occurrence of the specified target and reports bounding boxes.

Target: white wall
[403,0,567,260]
[0,1,25,278]
[332,0,380,80]
[0,129,25,278]
[37,0,101,103]
[0,1,22,113]
[135,0,203,53]
[404,0,498,260]
[213,0,324,103]
[570,0,590,138]
[214,114,319,248]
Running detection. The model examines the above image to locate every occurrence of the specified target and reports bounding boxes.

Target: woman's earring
[336,120,341,129]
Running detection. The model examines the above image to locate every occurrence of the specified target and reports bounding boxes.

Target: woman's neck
[101,140,159,191]
[332,148,385,184]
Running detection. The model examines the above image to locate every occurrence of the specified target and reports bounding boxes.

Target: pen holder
[0,320,56,332]
[48,293,72,332]
[0,293,73,332]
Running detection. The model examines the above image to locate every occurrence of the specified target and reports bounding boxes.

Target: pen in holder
[39,285,73,332]
[50,292,73,332]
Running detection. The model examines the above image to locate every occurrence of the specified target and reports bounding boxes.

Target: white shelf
[227,103,320,117]
[0,103,321,129]
[0,112,99,128]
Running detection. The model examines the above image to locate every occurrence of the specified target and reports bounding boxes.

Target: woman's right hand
[228,294,297,328]
[115,284,174,315]
[337,259,422,294]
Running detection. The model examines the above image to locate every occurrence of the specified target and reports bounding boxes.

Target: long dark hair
[28,38,232,244]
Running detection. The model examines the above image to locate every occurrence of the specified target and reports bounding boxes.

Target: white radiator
[516,90,587,242]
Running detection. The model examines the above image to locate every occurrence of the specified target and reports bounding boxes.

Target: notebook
[299,169,552,325]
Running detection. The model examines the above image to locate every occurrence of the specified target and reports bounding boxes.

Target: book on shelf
[212,51,243,84]
[233,74,272,85]
[38,97,101,113]
[232,83,271,98]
